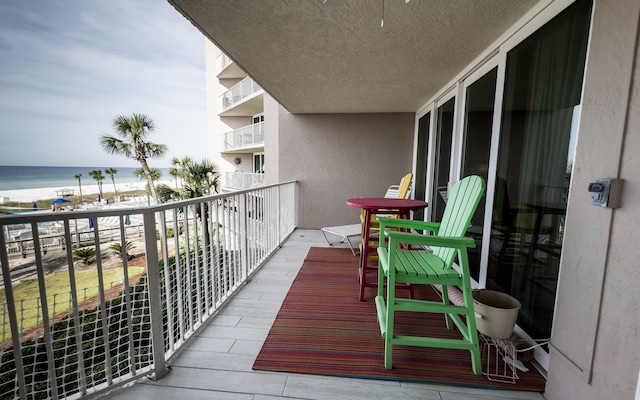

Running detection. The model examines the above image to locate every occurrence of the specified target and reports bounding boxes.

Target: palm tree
[168,167,180,188]
[156,159,220,202]
[134,167,162,206]
[74,173,83,203]
[171,156,193,187]
[88,170,105,200]
[105,167,119,199]
[108,240,135,261]
[100,113,167,204]
[157,159,220,254]
[184,159,220,198]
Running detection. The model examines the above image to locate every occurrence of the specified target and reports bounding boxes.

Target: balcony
[221,122,264,153]
[220,172,264,191]
[105,230,542,400]
[216,53,233,73]
[218,77,263,116]
[215,53,245,79]
[0,182,543,400]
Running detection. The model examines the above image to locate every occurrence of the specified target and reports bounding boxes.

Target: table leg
[359,209,375,301]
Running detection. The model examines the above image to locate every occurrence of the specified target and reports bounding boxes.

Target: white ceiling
[169,0,542,113]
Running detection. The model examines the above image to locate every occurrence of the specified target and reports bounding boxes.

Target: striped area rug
[253,247,546,392]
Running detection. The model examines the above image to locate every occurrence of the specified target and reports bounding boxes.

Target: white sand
[0,181,172,203]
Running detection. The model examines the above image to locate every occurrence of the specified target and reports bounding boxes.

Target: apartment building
[205,43,265,190]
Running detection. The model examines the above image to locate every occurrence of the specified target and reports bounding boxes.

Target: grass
[0,266,145,342]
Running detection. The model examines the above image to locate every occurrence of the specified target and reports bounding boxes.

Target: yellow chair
[359,172,413,230]
[358,173,414,299]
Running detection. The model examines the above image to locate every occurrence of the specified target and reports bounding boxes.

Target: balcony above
[216,53,246,79]
[220,122,264,153]
[220,172,264,191]
[219,77,264,116]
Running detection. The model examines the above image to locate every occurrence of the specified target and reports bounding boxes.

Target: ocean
[0,165,171,191]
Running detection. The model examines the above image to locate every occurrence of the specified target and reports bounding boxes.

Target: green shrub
[72,247,96,264]
[108,241,135,261]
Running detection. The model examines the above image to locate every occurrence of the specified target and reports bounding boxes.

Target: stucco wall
[273,109,414,229]
[263,95,279,185]
[546,0,640,399]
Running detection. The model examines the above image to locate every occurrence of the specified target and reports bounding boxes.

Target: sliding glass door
[460,67,498,282]
[414,0,593,370]
[431,96,455,222]
[414,112,431,222]
[486,0,592,344]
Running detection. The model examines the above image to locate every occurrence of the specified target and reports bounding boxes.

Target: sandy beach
[0,181,172,203]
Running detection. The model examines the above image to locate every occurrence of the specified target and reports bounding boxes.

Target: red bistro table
[346,198,428,301]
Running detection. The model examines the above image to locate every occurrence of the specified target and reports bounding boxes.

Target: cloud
[0,0,208,167]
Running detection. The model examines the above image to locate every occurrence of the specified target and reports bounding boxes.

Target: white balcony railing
[0,182,297,399]
[221,122,264,151]
[218,77,262,112]
[221,172,265,191]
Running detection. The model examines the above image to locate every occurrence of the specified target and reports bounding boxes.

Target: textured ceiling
[169,0,541,113]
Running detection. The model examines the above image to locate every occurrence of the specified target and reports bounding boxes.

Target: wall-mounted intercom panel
[588,178,623,208]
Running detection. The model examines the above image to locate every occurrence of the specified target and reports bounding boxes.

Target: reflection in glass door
[253,153,264,174]
[460,67,497,282]
[486,0,592,343]
[414,112,431,221]
[431,98,455,222]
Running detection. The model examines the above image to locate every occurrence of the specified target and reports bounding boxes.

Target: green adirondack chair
[375,175,485,374]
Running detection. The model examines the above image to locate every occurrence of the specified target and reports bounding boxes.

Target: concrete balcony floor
[106,229,545,400]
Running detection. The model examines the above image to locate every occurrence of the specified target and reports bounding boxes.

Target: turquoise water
[0,165,170,191]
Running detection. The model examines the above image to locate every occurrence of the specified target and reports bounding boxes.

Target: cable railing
[0,181,297,399]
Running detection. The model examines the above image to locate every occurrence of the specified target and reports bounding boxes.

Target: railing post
[277,185,282,243]
[158,211,175,351]
[143,211,169,379]
[92,219,114,388]
[31,225,60,400]
[238,193,249,280]
[0,229,27,400]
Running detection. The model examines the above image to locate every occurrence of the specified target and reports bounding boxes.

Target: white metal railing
[0,182,297,399]
[221,122,264,151]
[218,77,262,112]
[221,172,265,191]
[216,53,234,74]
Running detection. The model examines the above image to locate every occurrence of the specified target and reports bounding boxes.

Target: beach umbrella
[88,218,93,229]
[33,203,37,210]
[124,215,131,225]
[50,198,71,204]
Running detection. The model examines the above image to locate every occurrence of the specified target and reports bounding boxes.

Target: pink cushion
[432,284,465,306]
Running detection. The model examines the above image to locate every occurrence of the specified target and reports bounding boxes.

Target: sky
[0,0,209,168]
